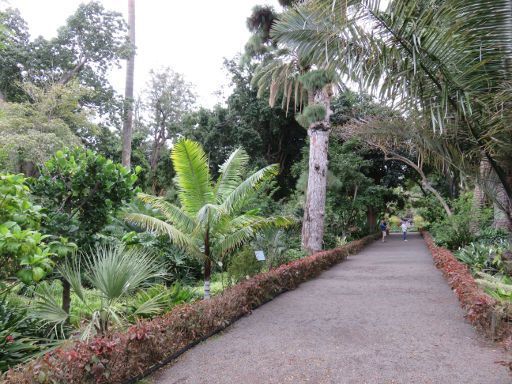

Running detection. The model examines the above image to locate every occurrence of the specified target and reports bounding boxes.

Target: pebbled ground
[151,233,510,384]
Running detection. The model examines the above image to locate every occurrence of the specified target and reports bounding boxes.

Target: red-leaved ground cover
[422,231,512,369]
[2,234,377,384]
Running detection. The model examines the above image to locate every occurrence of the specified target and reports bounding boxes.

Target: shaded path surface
[153,233,509,383]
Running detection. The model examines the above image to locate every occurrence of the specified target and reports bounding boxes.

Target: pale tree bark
[493,183,512,231]
[470,158,489,235]
[301,85,332,254]
[479,156,512,232]
[121,0,135,169]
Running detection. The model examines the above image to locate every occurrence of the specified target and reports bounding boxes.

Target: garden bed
[2,234,377,384]
[421,231,512,349]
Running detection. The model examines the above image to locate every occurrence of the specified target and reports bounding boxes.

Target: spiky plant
[34,245,166,339]
[125,139,294,299]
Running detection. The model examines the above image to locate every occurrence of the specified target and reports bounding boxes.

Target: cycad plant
[125,139,294,299]
[34,245,166,339]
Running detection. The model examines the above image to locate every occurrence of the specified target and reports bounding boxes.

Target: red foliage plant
[421,231,512,344]
[2,234,377,384]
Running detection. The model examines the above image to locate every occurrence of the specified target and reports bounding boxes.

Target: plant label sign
[255,250,265,261]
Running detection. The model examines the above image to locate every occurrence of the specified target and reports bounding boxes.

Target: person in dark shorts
[380,219,388,242]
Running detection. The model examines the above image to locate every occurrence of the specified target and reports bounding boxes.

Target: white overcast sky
[3,0,281,108]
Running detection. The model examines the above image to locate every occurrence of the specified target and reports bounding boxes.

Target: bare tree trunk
[62,279,71,319]
[121,0,136,169]
[203,229,211,299]
[470,158,489,235]
[301,85,332,254]
[470,184,485,235]
[494,183,512,231]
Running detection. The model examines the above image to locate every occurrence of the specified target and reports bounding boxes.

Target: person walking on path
[401,220,408,241]
[380,219,388,242]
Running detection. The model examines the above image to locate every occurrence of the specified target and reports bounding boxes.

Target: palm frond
[84,245,167,301]
[171,139,214,215]
[33,282,68,336]
[137,193,196,232]
[214,148,250,202]
[58,256,86,304]
[221,164,279,214]
[124,213,203,258]
[213,215,295,258]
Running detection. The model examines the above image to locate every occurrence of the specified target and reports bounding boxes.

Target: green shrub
[431,193,474,250]
[476,227,510,244]
[227,248,262,282]
[0,174,53,283]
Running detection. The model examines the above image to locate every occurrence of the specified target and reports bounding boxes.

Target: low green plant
[0,298,51,372]
[34,245,167,339]
[475,272,512,302]
[455,242,507,275]
[227,248,262,283]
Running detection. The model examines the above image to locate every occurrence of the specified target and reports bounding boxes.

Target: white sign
[255,250,265,261]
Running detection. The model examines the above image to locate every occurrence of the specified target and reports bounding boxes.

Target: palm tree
[121,0,135,168]
[34,244,166,339]
[125,139,294,299]
[251,32,337,254]
[272,0,512,230]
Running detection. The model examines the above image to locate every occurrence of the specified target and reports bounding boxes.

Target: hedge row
[422,231,512,347]
[3,234,377,384]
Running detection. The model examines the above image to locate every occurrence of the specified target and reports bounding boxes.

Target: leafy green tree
[0,7,29,102]
[125,139,293,299]
[31,147,138,314]
[141,68,196,192]
[0,174,53,284]
[182,59,306,196]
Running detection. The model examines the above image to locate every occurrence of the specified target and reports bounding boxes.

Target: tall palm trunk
[121,0,135,168]
[301,85,332,254]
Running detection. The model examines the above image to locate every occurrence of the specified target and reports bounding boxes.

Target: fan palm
[34,244,166,339]
[125,139,294,299]
[272,0,512,228]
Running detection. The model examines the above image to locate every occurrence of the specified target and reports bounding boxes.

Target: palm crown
[125,139,294,298]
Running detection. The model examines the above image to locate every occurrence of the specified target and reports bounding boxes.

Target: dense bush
[430,193,474,250]
[0,174,53,284]
[2,234,376,383]
[227,248,262,282]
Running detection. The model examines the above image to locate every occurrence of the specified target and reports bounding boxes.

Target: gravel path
[152,233,510,383]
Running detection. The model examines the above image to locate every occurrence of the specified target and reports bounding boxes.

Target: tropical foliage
[125,139,294,298]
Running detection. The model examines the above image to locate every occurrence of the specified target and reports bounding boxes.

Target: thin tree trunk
[121,0,136,169]
[470,184,485,235]
[203,228,211,299]
[203,259,211,299]
[301,85,332,254]
[62,279,71,319]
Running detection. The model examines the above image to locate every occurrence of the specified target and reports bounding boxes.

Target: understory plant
[0,298,51,372]
[125,139,294,299]
[34,245,166,339]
